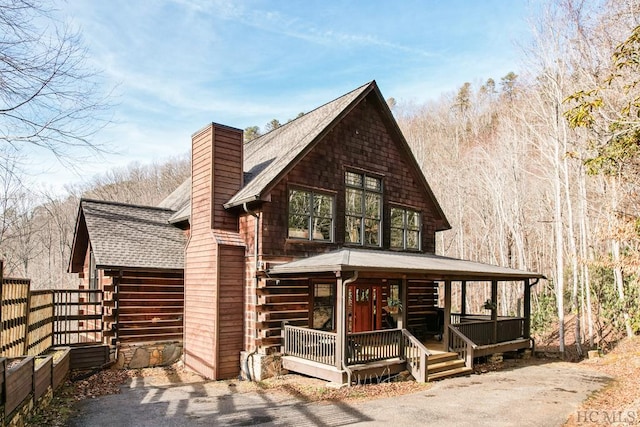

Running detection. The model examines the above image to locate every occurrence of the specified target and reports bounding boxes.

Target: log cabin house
[69,80,544,383]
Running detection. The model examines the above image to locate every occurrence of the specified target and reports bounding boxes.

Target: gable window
[345,171,382,246]
[390,207,421,250]
[288,189,333,241]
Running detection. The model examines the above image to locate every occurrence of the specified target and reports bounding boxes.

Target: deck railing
[450,315,525,345]
[347,329,402,365]
[282,324,336,365]
[283,325,430,382]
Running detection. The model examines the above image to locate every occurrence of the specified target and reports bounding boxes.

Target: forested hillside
[394,0,640,354]
[0,0,638,358]
[0,156,190,289]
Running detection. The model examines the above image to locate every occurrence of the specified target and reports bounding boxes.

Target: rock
[128,348,150,369]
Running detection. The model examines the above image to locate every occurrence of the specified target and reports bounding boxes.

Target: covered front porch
[264,249,544,385]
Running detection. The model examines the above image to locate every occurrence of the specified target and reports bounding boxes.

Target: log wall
[114,270,184,343]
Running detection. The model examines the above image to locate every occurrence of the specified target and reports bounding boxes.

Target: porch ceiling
[267,248,545,281]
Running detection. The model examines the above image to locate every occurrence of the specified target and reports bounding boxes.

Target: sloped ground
[564,335,640,426]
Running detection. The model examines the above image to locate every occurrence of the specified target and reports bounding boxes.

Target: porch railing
[282,325,431,381]
[282,324,336,365]
[450,316,525,346]
[347,329,402,365]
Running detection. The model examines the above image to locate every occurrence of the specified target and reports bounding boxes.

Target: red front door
[348,284,387,332]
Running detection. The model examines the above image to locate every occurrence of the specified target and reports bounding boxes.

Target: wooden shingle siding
[261,93,439,259]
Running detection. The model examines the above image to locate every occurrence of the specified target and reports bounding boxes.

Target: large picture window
[288,189,333,241]
[390,207,421,250]
[345,171,382,246]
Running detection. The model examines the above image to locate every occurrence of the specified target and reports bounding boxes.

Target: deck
[282,315,532,384]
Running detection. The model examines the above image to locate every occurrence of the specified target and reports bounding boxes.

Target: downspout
[243,202,260,381]
[341,271,358,385]
[527,278,540,353]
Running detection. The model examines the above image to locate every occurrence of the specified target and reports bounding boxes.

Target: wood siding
[406,280,439,337]
[184,232,218,379]
[211,125,243,231]
[216,245,245,378]
[256,278,310,353]
[185,123,245,380]
[260,94,439,259]
[115,270,184,343]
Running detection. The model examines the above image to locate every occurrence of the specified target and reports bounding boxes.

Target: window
[345,171,382,246]
[312,283,335,330]
[288,189,333,241]
[390,207,421,250]
[88,249,98,302]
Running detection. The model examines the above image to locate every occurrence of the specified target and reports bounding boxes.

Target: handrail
[448,325,476,369]
[401,329,430,382]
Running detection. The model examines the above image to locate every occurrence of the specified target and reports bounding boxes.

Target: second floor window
[390,207,421,250]
[288,189,333,241]
[345,171,382,246]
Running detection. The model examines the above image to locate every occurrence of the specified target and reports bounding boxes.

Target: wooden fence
[1,347,71,424]
[0,277,55,358]
[0,263,103,359]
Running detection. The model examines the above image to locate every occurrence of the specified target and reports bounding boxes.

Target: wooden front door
[348,284,386,332]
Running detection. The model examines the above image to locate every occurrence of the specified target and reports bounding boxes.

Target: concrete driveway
[67,361,610,426]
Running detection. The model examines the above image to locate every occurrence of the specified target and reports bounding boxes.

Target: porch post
[335,275,345,370]
[398,277,407,329]
[443,280,452,351]
[523,278,531,338]
[460,280,467,316]
[491,280,498,344]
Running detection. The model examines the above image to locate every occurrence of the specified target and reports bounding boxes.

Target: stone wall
[115,341,182,369]
[239,351,287,381]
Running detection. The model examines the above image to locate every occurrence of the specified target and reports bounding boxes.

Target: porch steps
[426,352,472,381]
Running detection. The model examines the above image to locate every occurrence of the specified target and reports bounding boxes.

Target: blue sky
[36,0,534,192]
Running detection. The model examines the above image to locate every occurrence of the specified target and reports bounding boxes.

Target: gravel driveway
[68,360,610,426]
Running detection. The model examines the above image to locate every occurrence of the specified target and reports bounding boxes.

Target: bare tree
[0,0,111,167]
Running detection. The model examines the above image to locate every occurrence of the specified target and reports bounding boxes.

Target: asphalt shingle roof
[81,199,185,270]
[161,81,375,218]
[268,248,545,281]
[226,81,372,207]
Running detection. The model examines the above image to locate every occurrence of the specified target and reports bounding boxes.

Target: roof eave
[223,194,262,210]
[267,264,545,281]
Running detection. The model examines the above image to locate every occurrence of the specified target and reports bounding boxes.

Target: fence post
[23,284,32,355]
[0,260,4,354]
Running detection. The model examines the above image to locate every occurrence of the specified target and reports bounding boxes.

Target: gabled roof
[225,81,373,208]
[163,80,450,230]
[268,248,545,281]
[69,199,186,272]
